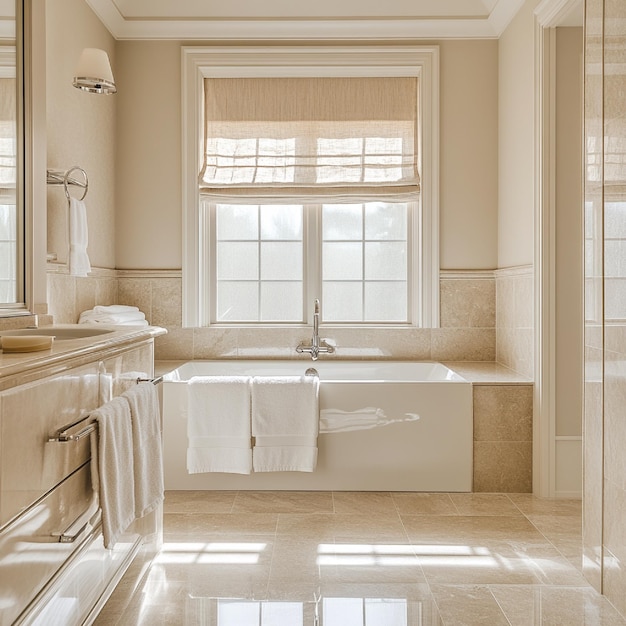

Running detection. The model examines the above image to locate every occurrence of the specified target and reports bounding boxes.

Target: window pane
[365,242,407,280]
[364,598,407,626]
[261,242,302,280]
[323,242,362,280]
[323,282,363,321]
[217,204,258,240]
[323,204,362,240]
[261,602,303,625]
[260,205,302,240]
[261,282,302,321]
[217,281,259,321]
[217,242,258,280]
[323,598,363,626]
[365,282,407,321]
[365,202,407,240]
[217,599,260,625]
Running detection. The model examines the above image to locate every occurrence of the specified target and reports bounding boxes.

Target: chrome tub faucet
[296,299,335,361]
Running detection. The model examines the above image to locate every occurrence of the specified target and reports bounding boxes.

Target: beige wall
[439,39,498,270]
[555,27,583,437]
[46,0,116,269]
[112,39,499,271]
[115,40,182,270]
[498,0,538,268]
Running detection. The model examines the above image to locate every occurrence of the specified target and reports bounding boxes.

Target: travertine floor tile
[163,490,237,514]
[95,492,626,626]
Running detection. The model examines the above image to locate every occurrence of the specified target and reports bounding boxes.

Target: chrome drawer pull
[49,414,96,443]
[52,504,99,543]
[58,521,89,543]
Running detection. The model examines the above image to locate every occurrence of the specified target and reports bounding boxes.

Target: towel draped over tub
[186,374,319,474]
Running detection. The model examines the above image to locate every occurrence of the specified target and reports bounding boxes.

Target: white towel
[187,376,252,474]
[78,310,147,324]
[91,396,135,549]
[251,375,319,472]
[69,196,91,277]
[122,383,164,518]
[93,305,140,314]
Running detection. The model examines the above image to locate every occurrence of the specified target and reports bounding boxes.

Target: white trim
[116,269,182,279]
[494,264,534,278]
[555,436,583,499]
[84,0,533,40]
[534,20,557,497]
[440,270,495,280]
[535,0,582,27]
[489,0,528,34]
[181,46,440,329]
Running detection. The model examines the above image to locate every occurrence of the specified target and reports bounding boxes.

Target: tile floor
[95,491,626,625]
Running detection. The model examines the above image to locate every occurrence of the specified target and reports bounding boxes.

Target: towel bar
[50,376,162,442]
[136,376,163,385]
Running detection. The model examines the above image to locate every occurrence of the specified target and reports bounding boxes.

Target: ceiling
[85,0,583,41]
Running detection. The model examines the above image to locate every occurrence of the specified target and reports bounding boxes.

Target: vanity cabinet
[0,331,162,626]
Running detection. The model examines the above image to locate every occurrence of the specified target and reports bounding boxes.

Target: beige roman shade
[0,78,16,203]
[200,77,420,203]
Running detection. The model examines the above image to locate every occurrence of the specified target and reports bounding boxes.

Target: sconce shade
[73,48,116,94]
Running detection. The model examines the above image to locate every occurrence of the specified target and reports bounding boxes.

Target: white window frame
[182,45,440,328]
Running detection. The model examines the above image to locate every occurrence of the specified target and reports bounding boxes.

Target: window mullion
[305,203,321,325]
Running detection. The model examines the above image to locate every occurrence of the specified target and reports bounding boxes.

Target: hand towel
[251,375,319,472]
[122,383,164,518]
[187,376,252,474]
[69,196,91,277]
[91,396,135,549]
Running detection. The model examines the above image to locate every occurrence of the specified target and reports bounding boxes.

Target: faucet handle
[314,298,320,314]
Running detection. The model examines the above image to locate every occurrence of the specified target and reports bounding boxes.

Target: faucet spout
[296,299,336,361]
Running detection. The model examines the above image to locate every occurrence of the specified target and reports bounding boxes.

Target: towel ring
[63,166,88,201]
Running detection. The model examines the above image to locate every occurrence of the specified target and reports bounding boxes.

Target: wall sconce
[72,48,117,94]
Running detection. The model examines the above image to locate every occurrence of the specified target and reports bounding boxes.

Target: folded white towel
[91,396,135,549]
[93,305,140,314]
[69,197,91,277]
[187,376,252,474]
[251,375,319,472]
[78,309,149,327]
[79,310,146,324]
[122,383,164,518]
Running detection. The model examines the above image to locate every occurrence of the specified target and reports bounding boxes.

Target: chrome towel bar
[49,376,163,443]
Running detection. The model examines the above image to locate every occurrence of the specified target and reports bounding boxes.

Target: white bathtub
[162,360,473,492]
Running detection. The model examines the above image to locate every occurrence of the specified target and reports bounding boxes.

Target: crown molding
[534,0,582,27]
[85,0,528,40]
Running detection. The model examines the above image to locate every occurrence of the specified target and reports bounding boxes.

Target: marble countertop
[0,325,167,389]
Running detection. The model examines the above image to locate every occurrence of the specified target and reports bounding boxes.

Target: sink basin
[0,327,115,340]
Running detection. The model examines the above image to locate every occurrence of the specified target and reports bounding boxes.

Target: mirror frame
[0,0,26,317]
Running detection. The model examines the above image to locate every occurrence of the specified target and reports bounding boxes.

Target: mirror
[0,1,23,315]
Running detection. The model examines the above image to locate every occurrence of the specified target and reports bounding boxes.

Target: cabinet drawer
[0,364,100,527]
[0,464,97,626]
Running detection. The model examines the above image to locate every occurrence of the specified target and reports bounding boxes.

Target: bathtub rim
[161,359,469,384]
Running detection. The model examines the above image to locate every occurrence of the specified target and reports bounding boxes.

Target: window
[182,47,439,327]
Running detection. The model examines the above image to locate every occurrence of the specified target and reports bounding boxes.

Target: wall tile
[473,385,533,442]
[118,278,152,323]
[151,278,182,327]
[473,441,532,492]
[431,328,495,361]
[440,278,495,328]
[154,327,194,360]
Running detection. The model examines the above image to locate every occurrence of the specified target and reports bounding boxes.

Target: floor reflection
[95,492,626,625]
